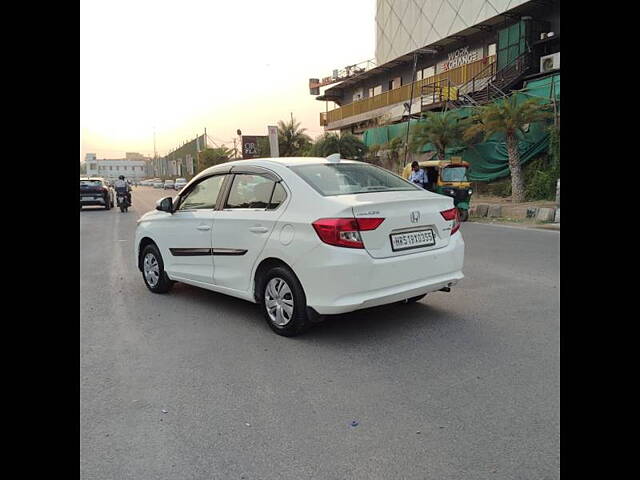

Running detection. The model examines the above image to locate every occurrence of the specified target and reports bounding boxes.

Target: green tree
[277,117,312,157]
[80,162,87,175]
[382,137,405,173]
[409,111,467,161]
[364,144,382,165]
[257,137,271,157]
[310,132,368,161]
[464,97,553,203]
[198,147,232,171]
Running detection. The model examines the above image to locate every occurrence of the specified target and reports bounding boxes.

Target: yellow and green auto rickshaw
[402,157,473,221]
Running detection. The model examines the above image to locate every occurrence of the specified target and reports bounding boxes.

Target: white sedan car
[135,157,464,336]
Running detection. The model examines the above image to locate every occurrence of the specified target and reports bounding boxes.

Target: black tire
[140,244,174,293]
[104,198,111,210]
[458,208,469,222]
[403,294,427,304]
[120,204,125,212]
[259,266,310,337]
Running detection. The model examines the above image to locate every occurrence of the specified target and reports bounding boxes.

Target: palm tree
[410,111,468,162]
[310,132,368,161]
[382,137,405,173]
[464,97,553,203]
[277,117,312,157]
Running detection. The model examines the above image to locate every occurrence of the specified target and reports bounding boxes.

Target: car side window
[268,182,287,210]
[178,175,225,211]
[225,174,276,209]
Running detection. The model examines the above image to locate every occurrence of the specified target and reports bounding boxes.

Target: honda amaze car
[134,157,464,336]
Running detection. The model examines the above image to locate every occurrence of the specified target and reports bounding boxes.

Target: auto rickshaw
[402,157,473,221]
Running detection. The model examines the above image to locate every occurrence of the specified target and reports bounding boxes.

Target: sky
[80,0,376,162]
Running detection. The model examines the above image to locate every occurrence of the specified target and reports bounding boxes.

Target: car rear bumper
[294,232,464,315]
[80,197,106,205]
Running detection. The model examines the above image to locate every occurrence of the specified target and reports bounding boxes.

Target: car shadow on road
[80,208,112,213]
[170,282,454,341]
[306,301,453,341]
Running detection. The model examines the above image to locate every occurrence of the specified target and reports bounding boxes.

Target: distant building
[313,0,560,134]
[86,155,151,181]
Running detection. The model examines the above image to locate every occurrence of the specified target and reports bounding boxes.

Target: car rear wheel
[141,244,174,293]
[260,266,310,336]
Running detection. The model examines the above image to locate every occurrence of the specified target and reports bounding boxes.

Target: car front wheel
[260,266,310,336]
[141,244,174,293]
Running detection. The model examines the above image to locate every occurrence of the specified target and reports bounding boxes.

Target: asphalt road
[80,186,560,480]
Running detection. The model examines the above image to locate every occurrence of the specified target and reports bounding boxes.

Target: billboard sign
[242,135,268,159]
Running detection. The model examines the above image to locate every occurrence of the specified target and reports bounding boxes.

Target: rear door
[350,191,454,259]
[212,169,289,292]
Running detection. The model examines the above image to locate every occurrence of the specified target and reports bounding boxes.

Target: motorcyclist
[113,175,132,205]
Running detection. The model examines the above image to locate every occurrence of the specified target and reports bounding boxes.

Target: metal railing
[323,55,496,125]
[452,50,533,107]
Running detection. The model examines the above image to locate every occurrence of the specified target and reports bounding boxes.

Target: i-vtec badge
[357,211,380,216]
[410,211,420,223]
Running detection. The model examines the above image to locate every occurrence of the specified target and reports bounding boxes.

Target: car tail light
[312,217,384,248]
[440,208,460,235]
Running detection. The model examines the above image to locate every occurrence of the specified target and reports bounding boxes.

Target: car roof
[197,157,361,177]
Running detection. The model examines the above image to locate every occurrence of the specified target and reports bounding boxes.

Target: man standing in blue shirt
[408,161,427,189]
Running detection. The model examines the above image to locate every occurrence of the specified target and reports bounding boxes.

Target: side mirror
[156,196,173,213]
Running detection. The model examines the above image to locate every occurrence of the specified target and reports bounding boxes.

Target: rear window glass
[441,166,468,182]
[80,180,103,187]
[225,174,275,209]
[290,163,419,196]
[268,183,287,209]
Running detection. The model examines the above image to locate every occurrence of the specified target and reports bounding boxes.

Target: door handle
[197,225,211,231]
[249,226,269,234]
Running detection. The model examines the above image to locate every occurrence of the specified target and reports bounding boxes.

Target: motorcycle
[116,190,130,212]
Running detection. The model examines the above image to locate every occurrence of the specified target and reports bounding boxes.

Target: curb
[469,202,559,224]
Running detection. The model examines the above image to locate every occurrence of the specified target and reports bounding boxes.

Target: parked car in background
[80,177,115,210]
[174,178,188,191]
[163,180,175,190]
[135,157,464,336]
[153,181,163,188]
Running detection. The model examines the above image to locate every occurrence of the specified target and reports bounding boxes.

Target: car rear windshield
[80,180,103,187]
[290,163,419,196]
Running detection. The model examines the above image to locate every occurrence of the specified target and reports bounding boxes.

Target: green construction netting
[362,74,559,182]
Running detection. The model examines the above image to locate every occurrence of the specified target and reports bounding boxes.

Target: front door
[212,173,288,293]
[156,174,227,284]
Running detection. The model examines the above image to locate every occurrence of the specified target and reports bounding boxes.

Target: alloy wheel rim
[143,253,160,287]
[265,277,294,326]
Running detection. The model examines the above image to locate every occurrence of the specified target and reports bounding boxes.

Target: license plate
[390,229,435,251]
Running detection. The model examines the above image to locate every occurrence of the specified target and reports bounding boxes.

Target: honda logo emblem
[410,211,420,223]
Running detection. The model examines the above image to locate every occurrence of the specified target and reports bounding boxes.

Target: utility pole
[401,47,438,171]
[403,51,419,171]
